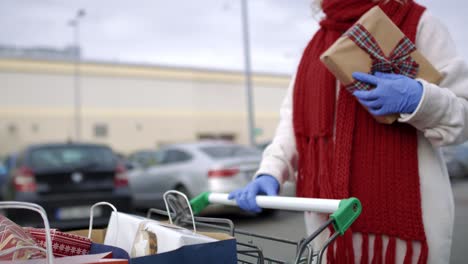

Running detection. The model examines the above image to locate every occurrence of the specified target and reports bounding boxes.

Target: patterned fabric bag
[0,215,46,260]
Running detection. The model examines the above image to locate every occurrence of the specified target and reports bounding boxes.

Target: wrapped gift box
[24,227,92,257]
[320,6,443,124]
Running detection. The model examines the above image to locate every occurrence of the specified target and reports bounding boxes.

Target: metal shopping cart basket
[147,191,362,264]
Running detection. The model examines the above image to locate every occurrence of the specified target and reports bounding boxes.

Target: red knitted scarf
[293,0,428,263]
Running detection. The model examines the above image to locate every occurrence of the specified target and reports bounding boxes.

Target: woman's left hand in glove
[352,71,423,116]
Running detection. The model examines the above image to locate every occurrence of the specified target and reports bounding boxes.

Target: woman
[229,0,468,263]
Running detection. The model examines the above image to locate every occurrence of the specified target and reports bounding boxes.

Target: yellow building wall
[0,58,291,155]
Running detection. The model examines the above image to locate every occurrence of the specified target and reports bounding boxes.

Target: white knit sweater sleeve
[254,75,298,184]
[399,11,468,146]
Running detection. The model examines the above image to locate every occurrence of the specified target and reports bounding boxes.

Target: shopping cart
[146,191,362,264]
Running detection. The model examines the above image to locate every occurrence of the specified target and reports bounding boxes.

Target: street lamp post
[240,0,256,147]
[68,9,85,141]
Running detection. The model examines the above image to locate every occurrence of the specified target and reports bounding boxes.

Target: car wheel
[175,184,190,198]
[170,184,193,214]
[260,208,277,217]
[174,184,193,208]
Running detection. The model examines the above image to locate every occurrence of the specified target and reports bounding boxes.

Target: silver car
[128,141,262,210]
[441,141,468,179]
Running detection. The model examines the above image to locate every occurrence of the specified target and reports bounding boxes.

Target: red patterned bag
[0,215,46,260]
[23,227,92,257]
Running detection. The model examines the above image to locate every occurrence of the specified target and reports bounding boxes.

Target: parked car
[128,141,262,210]
[115,152,137,171]
[0,159,7,200]
[442,141,468,179]
[256,140,272,151]
[127,149,161,170]
[0,161,6,177]
[2,142,132,229]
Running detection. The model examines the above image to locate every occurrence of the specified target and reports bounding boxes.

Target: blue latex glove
[352,72,423,116]
[228,174,279,213]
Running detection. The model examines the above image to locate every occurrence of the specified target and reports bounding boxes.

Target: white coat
[255,11,468,263]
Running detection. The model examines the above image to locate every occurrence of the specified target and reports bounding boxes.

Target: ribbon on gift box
[344,23,419,92]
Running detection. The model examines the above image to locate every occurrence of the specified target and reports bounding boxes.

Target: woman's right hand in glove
[228,174,280,213]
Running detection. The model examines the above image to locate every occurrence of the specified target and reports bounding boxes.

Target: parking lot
[2,2,468,262]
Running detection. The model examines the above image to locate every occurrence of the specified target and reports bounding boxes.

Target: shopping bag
[0,201,128,264]
[0,215,46,260]
[90,243,130,260]
[135,221,217,254]
[131,237,237,264]
[102,212,237,263]
[103,212,146,253]
[84,219,237,264]
[105,212,217,255]
[66,229,130,260]
[130,219,236,256]
[87,192,237,264]
[68,229,107,245]
[0,252,128,264]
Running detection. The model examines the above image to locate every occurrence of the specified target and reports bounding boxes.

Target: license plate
[56,206,102,220]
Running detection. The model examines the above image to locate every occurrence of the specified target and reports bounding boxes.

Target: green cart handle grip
[190,192,361,235]
[330,198,362,235]
[190,191,211,215]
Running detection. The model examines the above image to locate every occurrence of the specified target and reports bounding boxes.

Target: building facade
[0,58,291,155]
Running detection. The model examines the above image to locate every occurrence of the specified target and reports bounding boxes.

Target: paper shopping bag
[131,220,217,256]
[66,229,130,260]
[68,229,107,244]
[100,212,237,264]
[130,220,236,264]
[103,212,147,253]
[131,234,237,264]
[0,252,128,264]
[89,243,130,260]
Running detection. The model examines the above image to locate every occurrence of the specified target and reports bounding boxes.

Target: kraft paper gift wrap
[320,6,443,124]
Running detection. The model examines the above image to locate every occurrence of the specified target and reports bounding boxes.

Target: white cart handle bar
[190,192,361,235]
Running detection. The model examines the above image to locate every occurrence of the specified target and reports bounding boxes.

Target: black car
[2,142,132,229]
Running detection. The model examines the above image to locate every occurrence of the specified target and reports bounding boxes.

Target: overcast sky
[0,0,467,74]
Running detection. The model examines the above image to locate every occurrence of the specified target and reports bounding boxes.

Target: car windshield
[129,151,164,167]
[30,145,115,170]
[200,145,261,159]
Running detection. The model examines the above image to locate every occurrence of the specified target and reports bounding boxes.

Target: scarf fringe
[345,231,355,264]
[372,234,383,264]
[361,233,369,264]
[404,240,413,264]
[417,240,428,264]
[336,232,346,263]
[327,232,428,264]
[384,237,396,263]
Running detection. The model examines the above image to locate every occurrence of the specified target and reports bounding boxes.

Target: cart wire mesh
[147,192,342,264]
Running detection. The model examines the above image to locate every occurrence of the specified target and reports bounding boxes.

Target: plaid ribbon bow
[344,24,419,92]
